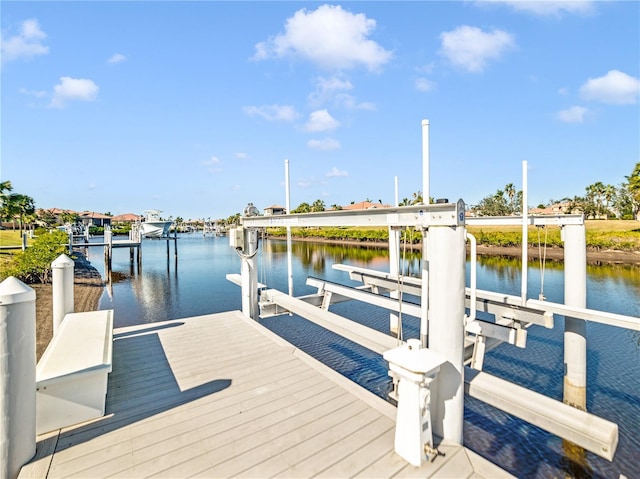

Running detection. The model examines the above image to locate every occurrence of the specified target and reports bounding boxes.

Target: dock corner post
[427,206,466,444]
[563,221,587,410]
[52,254,75,334]
[0,276,36,479]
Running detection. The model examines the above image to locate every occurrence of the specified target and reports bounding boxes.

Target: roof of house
[112,213,143,222]
[79,211,112,219]
[341,201,391,210]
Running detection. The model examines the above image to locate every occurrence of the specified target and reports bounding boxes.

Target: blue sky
[2,1,639,220]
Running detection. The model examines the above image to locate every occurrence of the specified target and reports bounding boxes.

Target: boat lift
[226,121,636,466]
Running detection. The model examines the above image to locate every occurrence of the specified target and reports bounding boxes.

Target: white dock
[20,311,512,479]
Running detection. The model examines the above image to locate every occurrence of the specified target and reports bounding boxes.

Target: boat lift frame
[230,121,637,463]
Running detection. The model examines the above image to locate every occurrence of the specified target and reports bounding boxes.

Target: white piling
[241,228,259,319]
[427,222,466,443]
[52,254,75,334]
[0,277,36,479]
[563,221,587,409]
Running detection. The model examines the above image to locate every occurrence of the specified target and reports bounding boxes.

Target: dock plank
[21,310,512,479]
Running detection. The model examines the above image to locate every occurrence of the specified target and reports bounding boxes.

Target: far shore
[264,234,640,265]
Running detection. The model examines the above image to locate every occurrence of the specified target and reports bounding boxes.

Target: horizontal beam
[466,214,583,227]
[261,289,398,354]
[334,265,553,328]
[241,201,465,228]
[465,368,618,460]
[306,277,421,318]
[333,264,636,332]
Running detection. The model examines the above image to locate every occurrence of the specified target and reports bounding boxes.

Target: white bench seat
[36,309,114,435]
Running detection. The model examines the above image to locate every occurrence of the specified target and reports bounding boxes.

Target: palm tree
[0,180,13,214]
[627,162,640,219]
[4,193,36,235]
[504,183,516,213]
[311,199,325,212]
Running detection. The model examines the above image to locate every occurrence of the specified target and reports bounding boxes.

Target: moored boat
[140,210,172,238]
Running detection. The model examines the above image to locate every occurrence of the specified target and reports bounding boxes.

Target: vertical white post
[21,233,27,251]
[420,120,430,347]
[285,159,293,297]
[241,228,259,319]
[563,221,587,409]
[389,176,400,336]
[521,161,528,305]
[422,120,430,204]
[420,232,429,347]
[52,254,75,334]
[0,277,36,479]
[427,223,466,444]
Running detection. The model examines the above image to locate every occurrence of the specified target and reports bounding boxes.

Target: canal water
[86,233,639,478]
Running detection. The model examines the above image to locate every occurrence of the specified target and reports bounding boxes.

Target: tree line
[472,162,639,219]
[265,162,640,220]
[2,163,639,230]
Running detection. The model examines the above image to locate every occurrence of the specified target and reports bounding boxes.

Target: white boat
[140,210,172,238]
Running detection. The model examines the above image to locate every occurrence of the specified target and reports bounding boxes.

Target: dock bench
[36,309,114,435]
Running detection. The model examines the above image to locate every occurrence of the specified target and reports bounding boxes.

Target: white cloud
[1,18,49,62]
[439,25,515,73]
[308,75,353,106]
[308,138,341,151]
[107,53,127,64]
[243,104,300,121]
[326,166,348,177]
[415,78,436,92]
[49,77,99,108]
[202,156,222,173]
[305,109,340,132]
[307,75,375,110]
[234,152,248,160]
[253,4,392,71]
[557,106,588,123]
[579,70,640,105]
[19,87,47,98]
[476,0,595,16]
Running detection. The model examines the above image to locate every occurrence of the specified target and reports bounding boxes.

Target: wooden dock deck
[20,311,512,478]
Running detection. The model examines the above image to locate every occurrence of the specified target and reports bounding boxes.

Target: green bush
[2,231,71,284]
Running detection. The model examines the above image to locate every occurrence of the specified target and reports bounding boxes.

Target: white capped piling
[427,216,466,443]
[52,254,74,334]
[0,277,36,479]
[563,221,587,409]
